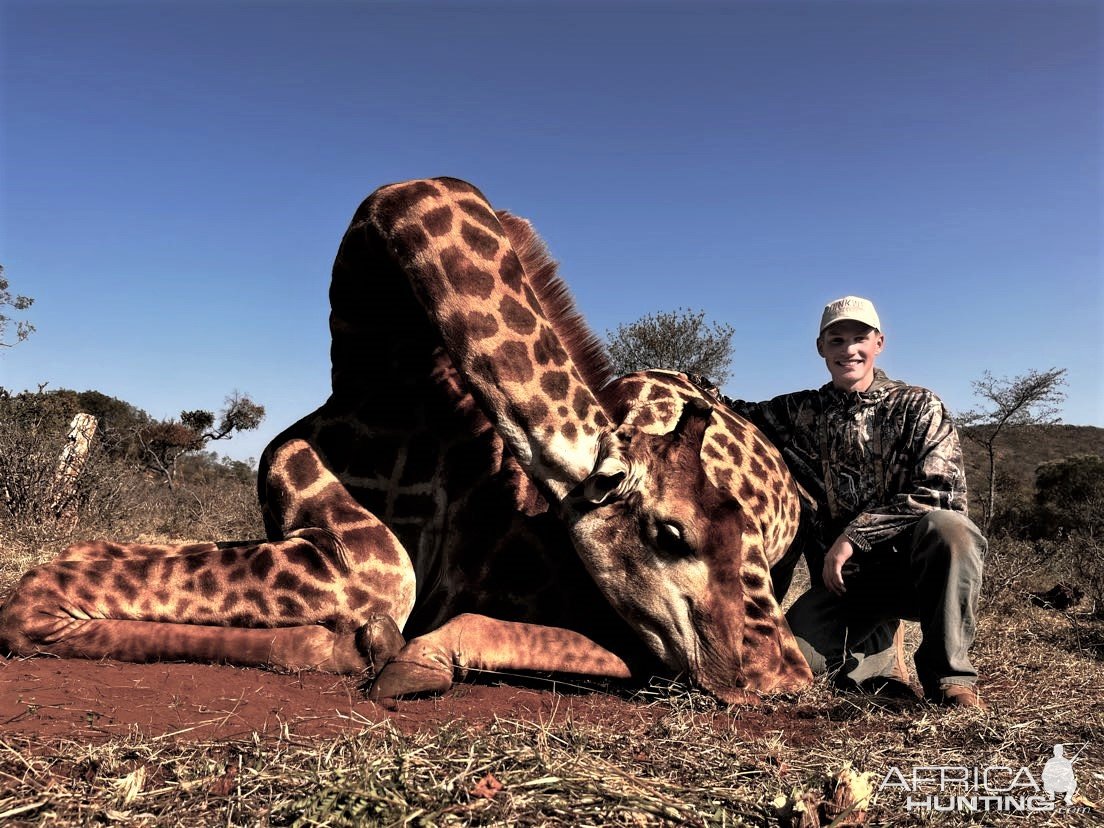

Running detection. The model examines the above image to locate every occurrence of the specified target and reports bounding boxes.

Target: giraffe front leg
[0,437,418,676]
[0,543,409,675]
[367,613,633,700]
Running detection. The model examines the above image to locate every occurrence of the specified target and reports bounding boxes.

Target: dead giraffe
[0,177,812,703]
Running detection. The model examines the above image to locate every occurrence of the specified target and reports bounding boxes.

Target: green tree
[136,392,265,489]
[960,367,1068,533]
[605,308,735,383]
[0,265,35,349]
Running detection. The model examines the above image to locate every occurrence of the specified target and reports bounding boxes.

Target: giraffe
[0,177,812,703]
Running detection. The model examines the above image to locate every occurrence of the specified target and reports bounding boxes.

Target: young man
[713,296,987,709]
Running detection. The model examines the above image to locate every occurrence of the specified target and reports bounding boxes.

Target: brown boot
[857,676,920,701]
[927,685,988,711]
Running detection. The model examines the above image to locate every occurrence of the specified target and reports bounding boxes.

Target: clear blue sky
[2,0,1100,464]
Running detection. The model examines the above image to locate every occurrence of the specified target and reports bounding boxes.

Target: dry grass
[1,539,1102,826]
[1,594,1102,824]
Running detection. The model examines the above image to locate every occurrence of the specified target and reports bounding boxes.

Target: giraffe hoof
[367,659,453,701]
[355,614,406,673]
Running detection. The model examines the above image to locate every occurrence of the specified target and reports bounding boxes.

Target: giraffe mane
[496,211,616,410]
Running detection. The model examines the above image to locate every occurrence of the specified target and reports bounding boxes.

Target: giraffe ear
[671,396,713,442]
[578,454,631,506]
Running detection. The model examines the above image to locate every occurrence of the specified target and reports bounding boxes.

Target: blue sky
[2,0,1100,464]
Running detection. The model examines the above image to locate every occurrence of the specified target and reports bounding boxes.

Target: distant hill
[960,423,1104,498]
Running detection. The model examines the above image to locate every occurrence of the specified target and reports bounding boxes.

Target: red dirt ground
[0,656,837,745]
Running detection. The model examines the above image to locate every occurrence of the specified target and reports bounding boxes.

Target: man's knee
[785,588,841,675]
[913,511,987,560]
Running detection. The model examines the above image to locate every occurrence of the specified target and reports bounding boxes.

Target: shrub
[0,390,264,587]
[1033,454,1104,538]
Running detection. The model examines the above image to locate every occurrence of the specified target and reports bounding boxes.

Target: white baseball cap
[819,296,881,333]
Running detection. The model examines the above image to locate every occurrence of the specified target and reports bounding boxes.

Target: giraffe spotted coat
[1,178,813,703]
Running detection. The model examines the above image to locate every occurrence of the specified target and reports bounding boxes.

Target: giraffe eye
[655,520,694,558]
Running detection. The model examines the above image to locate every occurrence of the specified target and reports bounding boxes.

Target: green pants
[784,511,987,694]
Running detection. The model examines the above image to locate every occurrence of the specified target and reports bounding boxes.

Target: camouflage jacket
[719,369,969,553]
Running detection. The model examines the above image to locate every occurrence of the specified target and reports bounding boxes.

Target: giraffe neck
[365,178,611,503]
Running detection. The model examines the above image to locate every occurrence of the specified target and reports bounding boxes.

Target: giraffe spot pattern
[440,246,495,298]
[744,600,769,620]
[457,310,499,340]
[343,525,399,557]
[274,571,301,591]
[244,589,270,614]
[533,326,569,366]
[249,549,275,581]
[286,447,321,493]
[123,558,152,580]
[285,545,332,581]
[392,222,431,260]
[460,221,500,260]
[492,340,535,383]
[571,388,591,421]
[521,283,543,315]
[372,181,440,229]
[183,555,206,574]
[422,205,453,236]
[456,197,502,233]
[729,443,745,467]
[741,569,766,591]
[749,457,766,480]
[500,295,537,335]
[499,252,524,291]
[518,398,550,427]
[745,621,778,640]
[277,596,305,617]
[439,178,481,196]
[198,571,219,598]
[112,574,138,603]
[539,370,570,400]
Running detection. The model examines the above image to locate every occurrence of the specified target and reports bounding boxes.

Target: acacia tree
[605,308,735,384]
[0,265,35,350]
[960,367,1068,533]
[136,392,265,489]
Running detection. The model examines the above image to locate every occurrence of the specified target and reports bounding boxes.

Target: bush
[0,397,143,575]
[0,390,264,587]
[1034,454,1104,538]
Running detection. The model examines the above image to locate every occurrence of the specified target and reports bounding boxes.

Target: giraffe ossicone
[0,177,812,703]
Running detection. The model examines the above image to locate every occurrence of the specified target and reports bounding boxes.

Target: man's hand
[822,535,855,596]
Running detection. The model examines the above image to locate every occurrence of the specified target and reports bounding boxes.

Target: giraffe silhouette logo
[1041,744,1078,806]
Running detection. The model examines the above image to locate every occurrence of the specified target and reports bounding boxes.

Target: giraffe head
[566,371,812,700]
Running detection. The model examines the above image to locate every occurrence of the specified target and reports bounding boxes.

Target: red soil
[0,656,836,745]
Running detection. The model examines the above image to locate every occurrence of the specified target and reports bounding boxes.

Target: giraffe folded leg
[0,439,417,674]
[1,613,404,673]
[367,613,633,700]
[0,533,411,674]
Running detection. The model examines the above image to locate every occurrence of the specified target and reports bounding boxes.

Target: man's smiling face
[816,320,885,392]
